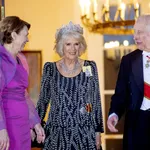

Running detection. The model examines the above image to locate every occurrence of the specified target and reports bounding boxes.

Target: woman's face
[13,25,29,53]
[63,37,80,60]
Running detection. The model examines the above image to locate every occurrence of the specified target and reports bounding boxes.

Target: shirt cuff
[108,113,118,120]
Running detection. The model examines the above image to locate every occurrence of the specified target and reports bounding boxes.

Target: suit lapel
[132,50,143,93]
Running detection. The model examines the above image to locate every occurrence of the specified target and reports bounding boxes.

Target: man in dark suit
[107,14,150,150]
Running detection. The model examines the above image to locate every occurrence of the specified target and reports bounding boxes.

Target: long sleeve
[25,90,40,128]
[109,56,129,119]
[91,61,104,133]
[0,66,6,130]
[36,62,51,121]
[0,46,17,130]
[17,52,40,128]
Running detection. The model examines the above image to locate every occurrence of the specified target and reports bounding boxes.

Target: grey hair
[136,14,150,31]
[54,31,87,57]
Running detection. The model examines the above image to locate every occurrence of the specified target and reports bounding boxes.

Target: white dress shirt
[140,51,150,110]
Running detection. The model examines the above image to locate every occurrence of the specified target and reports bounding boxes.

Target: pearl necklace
[60,60,81,75]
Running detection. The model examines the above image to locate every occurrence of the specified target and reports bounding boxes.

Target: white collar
[142,51,150,56]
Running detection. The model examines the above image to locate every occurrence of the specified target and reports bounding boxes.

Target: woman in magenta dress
[0,16,45,150]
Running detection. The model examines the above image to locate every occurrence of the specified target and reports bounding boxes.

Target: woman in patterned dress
[0,16,45,150]
[36,22,104,150]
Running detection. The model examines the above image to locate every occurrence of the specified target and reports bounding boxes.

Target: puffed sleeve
[0,59,6,130]
[25,91,41,128]
[36,62,51,121]
[17,53,40,128]
[91,61,104,133]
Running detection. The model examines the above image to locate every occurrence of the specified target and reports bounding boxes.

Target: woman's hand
[30,129,36,141]
[96,132,101,150]
[34,123,45,143]
[0,129,9,150]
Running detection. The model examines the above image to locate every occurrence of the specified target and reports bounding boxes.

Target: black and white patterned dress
[36,60,104,150]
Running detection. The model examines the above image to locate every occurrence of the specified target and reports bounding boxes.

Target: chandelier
[79,0,140,35]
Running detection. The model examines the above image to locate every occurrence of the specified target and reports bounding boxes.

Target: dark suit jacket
[109,49,144,150]
[109,49,144,119]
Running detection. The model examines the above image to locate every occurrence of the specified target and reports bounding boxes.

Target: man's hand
[34,123,45,143]
[107,115,118,132]
[0,129,9,150]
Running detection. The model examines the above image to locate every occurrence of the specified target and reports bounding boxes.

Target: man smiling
[107,14,150,150]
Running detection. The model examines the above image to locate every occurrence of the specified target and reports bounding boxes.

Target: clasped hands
[0,123,45,150]
[31,123,45,143]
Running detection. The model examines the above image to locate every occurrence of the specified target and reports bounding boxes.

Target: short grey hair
[54,22,87,57]
[136,14,150,31]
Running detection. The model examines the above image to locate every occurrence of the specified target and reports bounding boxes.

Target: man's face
[133,22,150,52]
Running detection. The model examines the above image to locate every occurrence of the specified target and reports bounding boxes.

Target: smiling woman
[0,16,45,150]
[36,21,104,150]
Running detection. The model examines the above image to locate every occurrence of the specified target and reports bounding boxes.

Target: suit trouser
[131,109,150,150]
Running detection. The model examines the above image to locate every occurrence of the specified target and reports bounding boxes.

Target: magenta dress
[0,45,40,150]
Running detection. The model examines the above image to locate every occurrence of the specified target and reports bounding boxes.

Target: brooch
[80,103,92,114]
[80,107,86,114]
[86,103,92,113]
[82,66,92,77]
[146,56,150,68]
